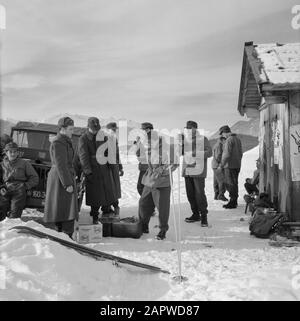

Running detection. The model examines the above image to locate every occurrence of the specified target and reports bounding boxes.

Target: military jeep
[10,121,86,210]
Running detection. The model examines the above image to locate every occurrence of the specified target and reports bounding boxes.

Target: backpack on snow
[249,208,286,238]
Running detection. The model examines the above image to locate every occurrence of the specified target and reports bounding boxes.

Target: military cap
[141,122,154,130]
[4,142,19,152]
[106,122,118,130]
[186,120,198,129]
[219,125,231,135]
[57,117,74,129]
[88,117,101,131]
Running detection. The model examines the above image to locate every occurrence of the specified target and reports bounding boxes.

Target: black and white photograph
[0,0,300,303]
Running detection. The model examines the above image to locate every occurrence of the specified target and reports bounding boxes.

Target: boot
[201,212,208,227]
[102,206,114,215]
[218,194,228,202]
[223,199,238,209]
[92,215,99,224]
[142,224,149,234]
[155,230,166,240]
[113,206,120,217]
[214,193,219,200]
[185,213,201,223]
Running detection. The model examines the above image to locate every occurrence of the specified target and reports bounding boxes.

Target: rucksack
[254,193,273,208]
[249,208,286,238]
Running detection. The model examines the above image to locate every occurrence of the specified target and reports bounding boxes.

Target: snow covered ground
[1,146,300,301]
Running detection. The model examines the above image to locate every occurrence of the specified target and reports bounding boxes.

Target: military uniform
[219,126,243,208]
[182,121,212,226]
[138,130,178,240]
[0,146,39,220]
[44,117,78,236]
[212,137,226,200]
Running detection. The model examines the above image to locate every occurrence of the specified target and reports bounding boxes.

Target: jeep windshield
[12,130,54,151]
[11,129,55,163]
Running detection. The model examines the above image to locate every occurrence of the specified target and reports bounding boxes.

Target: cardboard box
[77,224,103,244]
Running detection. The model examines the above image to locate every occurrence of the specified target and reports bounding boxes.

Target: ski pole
[168,152,183,282]
[177,159,183,282]
[168,154,178,246]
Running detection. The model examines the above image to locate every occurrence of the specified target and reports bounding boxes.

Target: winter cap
[106,122,118,130]
[219,125,231,135]
[141,122,154,130]
[88,117,101,131]
[58,117,74,129]
[4,142,19,152]
[186,121,198,129]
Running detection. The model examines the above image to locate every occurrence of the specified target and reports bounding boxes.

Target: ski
[11,226,170,274]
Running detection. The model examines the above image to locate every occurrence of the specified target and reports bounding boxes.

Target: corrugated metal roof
[238,42,300,116]
[254,43,300,87]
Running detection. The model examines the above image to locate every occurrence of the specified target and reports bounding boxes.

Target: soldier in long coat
[78,117,119,224]
[44,117,78,237]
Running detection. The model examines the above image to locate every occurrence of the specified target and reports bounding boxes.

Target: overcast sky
[0,0,299,132]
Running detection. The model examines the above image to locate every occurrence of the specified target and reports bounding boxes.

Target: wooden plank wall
[284,102,292,216]
[259,108,266,193]
[260,103,290,214]
[290,91,300,221]
[277,104,288,214]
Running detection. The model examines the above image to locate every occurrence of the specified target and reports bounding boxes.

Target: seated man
[244,158,260,196]
[0,142,39,221]
[0,134,13,162]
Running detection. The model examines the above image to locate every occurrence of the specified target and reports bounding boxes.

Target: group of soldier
[0,116,243,241]
[136,121,243,240]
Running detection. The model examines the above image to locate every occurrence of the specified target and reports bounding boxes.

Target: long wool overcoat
[44,133,78,223]
[78,130,119,207]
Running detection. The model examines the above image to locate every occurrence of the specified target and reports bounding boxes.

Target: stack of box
[76,213,102,244]
[77,224,103,244]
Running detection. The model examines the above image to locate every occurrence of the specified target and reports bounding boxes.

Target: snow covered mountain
[44,114,140,130]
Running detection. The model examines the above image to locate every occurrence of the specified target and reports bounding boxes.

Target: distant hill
[2,114,259,153]
[209,134,258,154]
[210,118,259,139]
[44,114,140,130]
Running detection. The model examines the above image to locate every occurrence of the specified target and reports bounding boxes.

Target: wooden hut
[238,42,300,222]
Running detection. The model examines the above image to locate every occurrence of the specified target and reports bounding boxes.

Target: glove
[66,185,74,193]
[0,186,7,196]
[119,169,124,177]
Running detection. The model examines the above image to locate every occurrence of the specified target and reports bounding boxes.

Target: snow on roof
[254,43,300,86]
